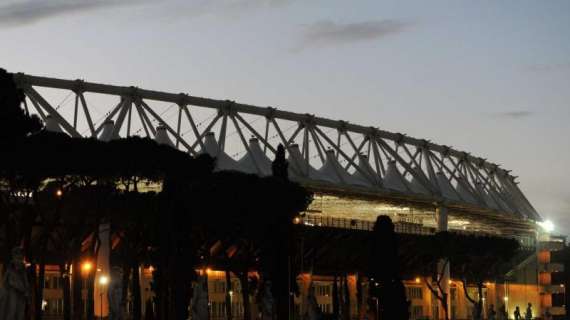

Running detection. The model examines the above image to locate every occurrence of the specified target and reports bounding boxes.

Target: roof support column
[437,205,448,232]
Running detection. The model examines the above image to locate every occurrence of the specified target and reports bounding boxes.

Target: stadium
[12,72,565,319]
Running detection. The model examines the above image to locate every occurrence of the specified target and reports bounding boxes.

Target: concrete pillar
[95,223,111,318]
[347,275,357,319]
[436,206,450,319]
[298,273,311,316]
[436,205,448,232]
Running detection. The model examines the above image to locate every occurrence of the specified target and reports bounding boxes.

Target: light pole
[229,290,233,319]
[375,297,379,320]
[99,275,109,320]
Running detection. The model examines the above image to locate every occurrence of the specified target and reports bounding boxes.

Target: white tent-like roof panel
[45,115,64,133]
[351,154,379,187]
[201,133,244,172]
[407,166,430,195]
[382,160,408,193]
[237,138,273,176]
[155,126,175,148]
[98,120,117,142]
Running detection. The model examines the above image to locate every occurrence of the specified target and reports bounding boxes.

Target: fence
[299,214,536,249]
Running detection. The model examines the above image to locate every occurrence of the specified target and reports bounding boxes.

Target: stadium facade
[11,73,566,319]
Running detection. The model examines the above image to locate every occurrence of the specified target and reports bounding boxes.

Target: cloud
[492,111,533,119]
[0,0,147,27]
[223,0,294,9]
[297,19,411,50]
[151,0,295,21]
[526,62,570,73]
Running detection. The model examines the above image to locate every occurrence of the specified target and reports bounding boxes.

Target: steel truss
[13,73,539,221]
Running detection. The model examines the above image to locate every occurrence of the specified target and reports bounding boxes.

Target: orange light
[293,217,301,224]
[148,265,155,272]
[448,280,452,284]
[56,189,63,197]
[81,261,93,272]
[206,267,212,275]
[415,277,421,284]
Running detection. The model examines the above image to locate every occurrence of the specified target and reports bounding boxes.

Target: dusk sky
[2,0,569,232]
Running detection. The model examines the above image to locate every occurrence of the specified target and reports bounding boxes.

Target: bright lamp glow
[81,261,93,272]
[538,220,555,232]
[99,275,109,285]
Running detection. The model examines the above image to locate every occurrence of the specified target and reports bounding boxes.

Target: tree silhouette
[0,68,42,140]
[412,231,457,320]
[1,68,313,320]
[452,235,519,320]
[272,144,288,180]
[368,216,409,320]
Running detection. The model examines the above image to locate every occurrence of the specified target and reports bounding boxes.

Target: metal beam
[24,86,81,137]
[139,99,196,154]
[12,73,512,177]
[78,93,96,137]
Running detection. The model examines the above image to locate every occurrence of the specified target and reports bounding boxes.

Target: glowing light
[448,280,452,284]
[415,277,421,284]
[293,217,301,224]
[206,267,212,275]
[56,189,63,197]
[148,266,155,272]
[99,275,109,286]
[42,300,48,311]
[538,220,555,233]
[81,261,93,272]
[229,290,234,296]
[503,296,509,301]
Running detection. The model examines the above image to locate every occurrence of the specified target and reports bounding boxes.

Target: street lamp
[229,290,234,318]
[538,220,555,233]
[99,275,109,320]
[81,261,93,273]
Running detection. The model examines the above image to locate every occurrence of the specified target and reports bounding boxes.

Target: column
[95,223,111,318]
[436,206,450,319]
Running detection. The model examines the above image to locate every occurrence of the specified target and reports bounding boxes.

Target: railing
[299,214,536,249]
[300,214,435,235]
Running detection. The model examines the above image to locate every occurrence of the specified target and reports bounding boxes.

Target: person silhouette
[498,303,508,320]
[488,304,497,320]
[514,306,521,320]
[544,308,552,320]
[0,248,30,320]
[525,303,533,320]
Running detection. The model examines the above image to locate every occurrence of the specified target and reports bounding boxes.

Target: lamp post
[99,275,109,320]
[229,290,233,319]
